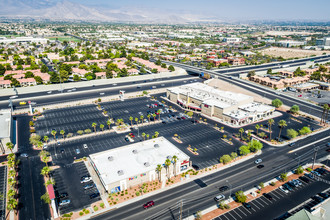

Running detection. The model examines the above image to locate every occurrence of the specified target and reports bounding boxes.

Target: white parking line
[253,199,265,208]
[259,196,272,205]
[236,207,247,216]
[272,190,284,199]
[221,214,230,220]
[232,209,243,219]
[227,211,238,220]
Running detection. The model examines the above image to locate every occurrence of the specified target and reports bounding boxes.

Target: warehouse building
[166,83,275,125]
[89,137,190,193]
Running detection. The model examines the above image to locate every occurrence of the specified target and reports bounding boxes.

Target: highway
[92,131,330,220]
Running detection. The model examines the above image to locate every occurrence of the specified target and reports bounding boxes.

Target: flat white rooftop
[0,110,11,139]
[90,137,189,189]
[239,102,275,113]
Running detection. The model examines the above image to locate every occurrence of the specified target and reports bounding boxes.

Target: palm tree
[51,130,57,140]
[157,109,161,120]
[41,166,51,177]
[268,119,274,140]
[135,117,138,125]
[154,131,159,138]
[60,130,65,139]
[39,151,50,167]
[92,123,97,133]
[164,159,172,179]
[7,197,18,215]
[6,142,14,153]
[140,115,144,125]
[239,128,244,140]
[129,116,133,127]
[156,164,162,182]
[142,132,146,141]
[172,155,178,176]
[147,114,151,123]
[152,113,156,122]
[255,124,260,135]
[43,136,49,143]
[278,120,287,141]
[100,124,104,132]
[146,134,150,140]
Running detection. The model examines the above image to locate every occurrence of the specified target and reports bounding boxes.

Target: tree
[280,173,288,182]
[41,64,48,73]
[267,68,272,74]
[41,192,51,204]
[157,109,161,120]
[239,145,250,156]
[248,140,263,152]
[152,113,156,122]
[51,130,57,140]
[168,65,175,72]
[220,155,232,164]
[164,159,171,179]
[287,129,298,139]
[135,117,138,125]
[247,70,255,77]
[142,132,146,141]
[147,114,151,122]
[92,123,97,133]
[100,124,104,132]
[259,182,264,189]
[267,119,274,140]
[6,142,14,153]
[299,126,311,135]
[255,124,260,135]
[107,119,113,130]
[156,164,162,182]
[29,134,41,146]
[235,191,247,203]
[146,134,150,140]
[154,131,159,138]
[295,166,304,174]
[271,99,283,108]
[129,116,133,127]
[59,69,69,82]
[187,111,193,118]
[278,120,287,140]
[34,76,43,84]
[290,105,300,114]
[321,104,329,124]
[172,155,178,176]
[140,115,144,125]
[230,152,238,160]
[41,166,51,177]
[239,128,244,140]
[60,130,65,139]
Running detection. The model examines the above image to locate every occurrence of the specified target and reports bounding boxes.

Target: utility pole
[312,147,318,170]
[179,200,183,220]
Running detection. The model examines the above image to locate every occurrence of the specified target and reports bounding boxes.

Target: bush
[295,166,304,174]
[306,168,312,172]
[84,209,90,214]
[135,191,140,196]
[270,182,276,186]
[77,130,84,135]
[272,99,283,108]
[235,191,247,203]
[280,173,288,182]
[259,182,264,189]
[93,206,98,211]
[299,127,311,135]
[84,129,92,134]
[29,121,34,127]
[219,154,232,164]
[287,129,298,139]
[30,129,36,133]
[79,212,84,216]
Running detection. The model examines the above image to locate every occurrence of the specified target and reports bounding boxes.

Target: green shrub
[280,173,288,182]
[135,192,140,196]
[79,212,84,216]
[306,168,312,172]
[84,209,90,214]
[93,206,99,211]
[270,182,276,186]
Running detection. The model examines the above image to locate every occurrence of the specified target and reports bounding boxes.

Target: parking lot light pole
[226,179,232,201]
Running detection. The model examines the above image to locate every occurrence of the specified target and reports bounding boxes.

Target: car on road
[143,201,155,209]
[21,153,28,158]
[81,176,92,183]
[59,192,68,199]
[255,159,262,164]
[280,186,289,194]
[75,149,80,154]
[59,199,71,206]
[242,202,252,210]
[214,194,225,201]
[263,193,273,200]
[47,91,52,94]
[89,193,100,199]
[84,183,95,190]
[100,93,105,95]
[83,144,88,149]
[257,164,264,169]
[219,186,229,192]
[19,101,27,105]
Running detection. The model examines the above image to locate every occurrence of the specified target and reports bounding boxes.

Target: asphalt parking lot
[215,171,330,220]
[52,162,100,214]
[0,166,7,220]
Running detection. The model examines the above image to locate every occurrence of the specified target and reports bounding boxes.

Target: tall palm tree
[135,117,138,125]
[164,159,172,179]
[268,119,274,140]
[43,136,49,143]
[152,113,156,122]
[140,115,144,125]
[154,131,159,138]
[60,130,65,139]
[51,130,57,140]
[255,124,260,135]
[142,132,146,141]
[41,166,51,177]
[92,123,97,133]
[100,124,104,132]
[147,114,151,123]
[157,109,161,120]
[107,119,111,130]
[172,155,178,176]
[239,128,244,140]
[129,116,133,127]
[39,151,50,167]
[156,164,162,182]
[278,120,287,141]
[146,134,150,140]
[6,142,14,153]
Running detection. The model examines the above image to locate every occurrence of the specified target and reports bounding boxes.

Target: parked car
[21,153,28,158]
[283,183,293,191]
[84,183,95,190]
[318,192,329,199]
[143,201,155,209]
[59,199,71,206]
[81,176,92,183]
[75,149,80,154]
[214,194,225,201]
[299,176,310,183]
[289,142,295,147]
[280,186,289,194]
[59,192,68,199]
[263,193,273,200]
[311,196,324,203]
[125,137,130,142]
[255,159,262,164]
[89,193,100,199]
[305,173,314,179]
[242,202,252,210]
[83,144,88,149]
[219,186,229,192]
[311,171,321,177]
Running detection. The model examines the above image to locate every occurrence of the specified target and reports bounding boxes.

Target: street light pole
[226,179,232,201]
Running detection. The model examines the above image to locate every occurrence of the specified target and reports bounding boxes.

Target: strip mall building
[166,83,275,125]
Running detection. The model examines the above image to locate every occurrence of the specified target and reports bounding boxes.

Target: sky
[68,0,330,21]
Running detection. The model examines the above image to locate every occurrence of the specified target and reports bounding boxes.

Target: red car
[129,133,135,138]
[143,201,154,209]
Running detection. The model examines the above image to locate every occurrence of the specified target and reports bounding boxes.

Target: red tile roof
[47,184,55,200]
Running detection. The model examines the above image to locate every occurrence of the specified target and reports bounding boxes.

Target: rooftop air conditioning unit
[117,170,124,176]
[108,156,114,161]
[154,144,160,148]
[132,149,138,154]
[144,162,150,167]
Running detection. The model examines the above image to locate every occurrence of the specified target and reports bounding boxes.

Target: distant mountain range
[0,0,216,23]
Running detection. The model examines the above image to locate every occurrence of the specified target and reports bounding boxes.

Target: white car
[80,176,92,183]
[214,194,225,201]
[255,159,262,164]
[280,186,289,194]
[59,199,71,206]
[83,144,88,149]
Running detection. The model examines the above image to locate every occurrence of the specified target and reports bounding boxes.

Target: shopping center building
[166,83,275,125]
[89,137,190,193]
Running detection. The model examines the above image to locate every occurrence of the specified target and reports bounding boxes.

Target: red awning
[188,105,201,110]
[47,184,55,200]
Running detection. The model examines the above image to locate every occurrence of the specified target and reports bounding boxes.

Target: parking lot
[0,166,7,220]
[215,171,330,220]
[52,162,100,214]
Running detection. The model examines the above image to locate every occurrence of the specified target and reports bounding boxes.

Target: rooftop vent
[132,149,138,154]
[144,162,150,167]
[108,156,114,161]
[154,144,160,148]
[167,155,172,160]
[117,170,124,176]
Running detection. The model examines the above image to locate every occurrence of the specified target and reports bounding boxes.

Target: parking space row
[0,166,7,220]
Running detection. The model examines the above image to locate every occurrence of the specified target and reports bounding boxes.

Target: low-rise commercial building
[90,137,190,193]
